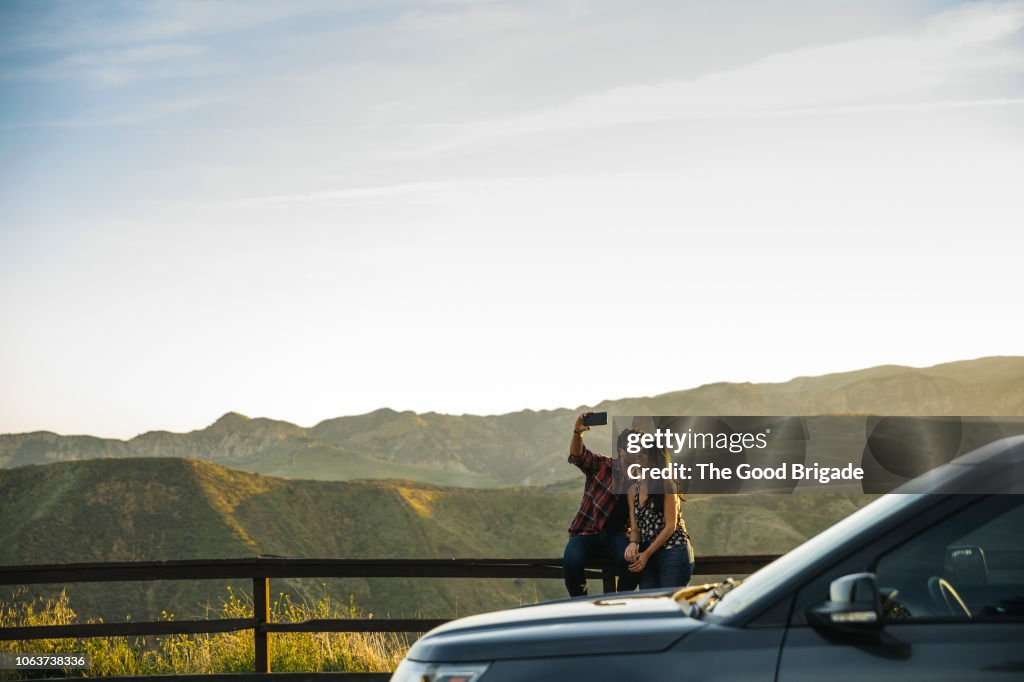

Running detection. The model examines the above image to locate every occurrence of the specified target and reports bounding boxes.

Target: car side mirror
[806,572,882,634]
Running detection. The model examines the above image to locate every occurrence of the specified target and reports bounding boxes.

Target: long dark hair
[617,427,683,516]
[642,445,671,515]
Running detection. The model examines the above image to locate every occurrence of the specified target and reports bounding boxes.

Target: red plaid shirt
[567,445,626,536]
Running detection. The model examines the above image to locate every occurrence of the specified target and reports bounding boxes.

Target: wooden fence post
[253,577,271,673]
[601,567,616,593]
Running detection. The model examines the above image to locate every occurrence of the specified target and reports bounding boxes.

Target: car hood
[406,593,703,662]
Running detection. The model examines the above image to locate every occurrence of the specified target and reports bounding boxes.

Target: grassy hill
[0,458,872,622]
[2,356,1023,487]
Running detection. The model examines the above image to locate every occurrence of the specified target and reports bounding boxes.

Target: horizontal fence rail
[0,555,777,585]
[0,555,779,679]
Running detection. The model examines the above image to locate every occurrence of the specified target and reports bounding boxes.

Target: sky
[1,0,1022,438]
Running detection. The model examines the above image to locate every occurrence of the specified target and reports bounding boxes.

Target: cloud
[396,3,539,37]
[231,178,522,208]
[0,95,224,129]
[0,0,360,53]
[926,0,1024,43]
[3,42,212,85]
[64,43,208,67]
[406,0,1024,151]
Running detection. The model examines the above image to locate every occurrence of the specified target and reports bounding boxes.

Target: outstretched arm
[570,412,590,457]
[568,412,601,473]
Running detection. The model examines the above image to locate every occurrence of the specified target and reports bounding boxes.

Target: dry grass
[0,586,410,678]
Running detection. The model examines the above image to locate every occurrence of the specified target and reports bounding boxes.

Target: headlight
[390,658,490,682]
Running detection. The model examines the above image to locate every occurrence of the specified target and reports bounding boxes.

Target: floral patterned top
[633,484,691,550]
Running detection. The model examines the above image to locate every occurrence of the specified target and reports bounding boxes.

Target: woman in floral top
[624,443,695,589]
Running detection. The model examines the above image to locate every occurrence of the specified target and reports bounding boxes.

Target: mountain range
[3,356,1023,487]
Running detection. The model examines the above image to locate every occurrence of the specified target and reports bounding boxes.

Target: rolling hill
[0,458,872,622]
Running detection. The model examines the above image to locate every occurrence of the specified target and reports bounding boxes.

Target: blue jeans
[638,541,695,590]
[563,532,640,596]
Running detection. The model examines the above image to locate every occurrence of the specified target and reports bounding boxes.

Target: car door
[777,494,1024,682]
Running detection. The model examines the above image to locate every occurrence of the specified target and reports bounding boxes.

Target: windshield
[709,493,922,617]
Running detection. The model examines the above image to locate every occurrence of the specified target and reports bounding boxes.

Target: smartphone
[582,412,608,427]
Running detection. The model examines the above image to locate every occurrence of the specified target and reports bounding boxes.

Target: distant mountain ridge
[3,356,1023,486]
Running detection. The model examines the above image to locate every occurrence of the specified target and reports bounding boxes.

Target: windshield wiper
[704,577,742,613]
[674,578,742,617]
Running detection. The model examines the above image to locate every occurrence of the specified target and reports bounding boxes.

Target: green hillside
[0,458,872,622]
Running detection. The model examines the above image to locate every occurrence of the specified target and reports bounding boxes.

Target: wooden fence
[0,555,778,680]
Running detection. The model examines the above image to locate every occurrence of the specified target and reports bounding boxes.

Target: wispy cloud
[0,1,359,53]
[231,177,523,208]
[399,0,1024,153]
[2,42,212,85]
[63,43,208,67]
[0,95,224,129]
